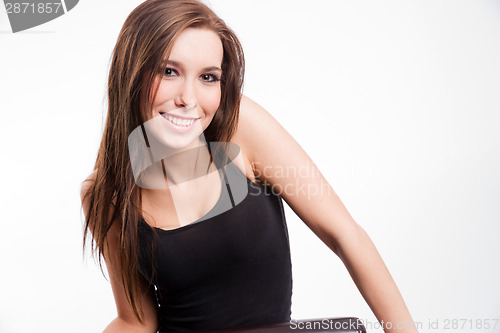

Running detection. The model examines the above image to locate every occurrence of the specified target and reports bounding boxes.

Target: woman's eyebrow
[167,60,222,72]
[203,66,223,72]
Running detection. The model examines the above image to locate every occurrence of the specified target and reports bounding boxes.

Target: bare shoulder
[232,94,360,255]
[80,170,97,217]
[233,94,288,156]
[229,95,267,183]
[232,94,273,155]
[231,94,293,183]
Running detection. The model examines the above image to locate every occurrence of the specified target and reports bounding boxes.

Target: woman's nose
[174,79,197,108]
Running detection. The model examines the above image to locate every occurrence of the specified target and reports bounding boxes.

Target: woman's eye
[201,73,220,83]
[165,68,178,77]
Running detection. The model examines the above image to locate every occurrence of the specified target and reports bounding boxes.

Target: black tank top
[137,142,293,332]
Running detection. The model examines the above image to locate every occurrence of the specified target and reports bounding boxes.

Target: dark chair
[183,317,366,333]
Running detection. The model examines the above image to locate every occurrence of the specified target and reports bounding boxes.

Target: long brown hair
[82,0,245,323]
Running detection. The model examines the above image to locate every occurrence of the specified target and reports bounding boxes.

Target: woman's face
[140,27,223,150]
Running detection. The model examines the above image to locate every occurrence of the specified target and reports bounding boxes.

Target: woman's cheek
[202,89,222,116]
[153,81,175,106]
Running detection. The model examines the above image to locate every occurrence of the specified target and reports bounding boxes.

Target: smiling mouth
[160,113,199,127]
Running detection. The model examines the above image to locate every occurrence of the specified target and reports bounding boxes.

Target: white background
[1,1,499,332]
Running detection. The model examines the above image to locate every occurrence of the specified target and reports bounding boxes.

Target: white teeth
[163,114,195,127]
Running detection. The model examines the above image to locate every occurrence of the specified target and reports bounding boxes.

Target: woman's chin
[159,129,208,151]
[159,138,200,151]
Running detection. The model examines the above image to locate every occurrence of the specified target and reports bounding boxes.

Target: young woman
[80,0,418,332]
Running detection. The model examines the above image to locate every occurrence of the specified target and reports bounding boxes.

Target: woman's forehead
[166,28,223,69]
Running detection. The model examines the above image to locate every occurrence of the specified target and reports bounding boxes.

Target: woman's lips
[161,113,199,132]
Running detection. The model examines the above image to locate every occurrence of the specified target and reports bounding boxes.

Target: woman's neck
[135,136,214,190]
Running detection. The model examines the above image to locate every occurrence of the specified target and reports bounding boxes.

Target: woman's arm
[80,173,159,333]
[233,95,418,333]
